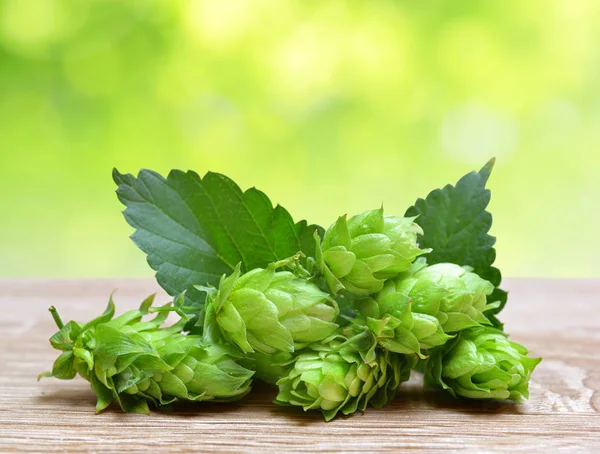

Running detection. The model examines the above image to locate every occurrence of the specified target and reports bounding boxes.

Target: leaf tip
[112,167,124,185]
[37,371,52,381]
[479,158,496,182]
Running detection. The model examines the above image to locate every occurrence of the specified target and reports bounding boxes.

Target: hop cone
[424,326,541,401]
[201,255,339,355]
[274,333,415,421]
[348,292,452,358]
[390,259,498,333]
[39,295,254,413]
[315,208,430,295]
[241,351,294,385]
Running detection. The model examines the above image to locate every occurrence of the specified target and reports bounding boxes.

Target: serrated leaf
[405,158,507,329]
[113,169,323,308]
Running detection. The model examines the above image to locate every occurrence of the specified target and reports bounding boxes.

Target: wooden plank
[0,279,598,452]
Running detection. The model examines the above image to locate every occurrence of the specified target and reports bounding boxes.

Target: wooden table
[0,279,598,452]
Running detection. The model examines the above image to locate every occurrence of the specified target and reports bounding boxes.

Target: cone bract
[202,256,339,355]
[349,292,452,358]
[274,333,414,421]
[241,351,294,385]
[390,259,498,333]
[40,295,254,413]
[424,326,541,401]
[316,208,430,295]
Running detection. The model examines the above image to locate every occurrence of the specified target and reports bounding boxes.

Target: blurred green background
[1,0,598,278]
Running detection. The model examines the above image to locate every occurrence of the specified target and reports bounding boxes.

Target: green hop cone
[348,292,452,358]
[274,333,415,421]
[39,294,253,413]
[390,258,499,333]
[424,326,541,402]
[201,254,339,355]
[315,207,430,295]
[241,351,294,385]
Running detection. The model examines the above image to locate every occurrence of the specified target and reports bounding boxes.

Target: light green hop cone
[348,292,452,358]
[241,351,294,385]
[390,258,499,333]
[274,333,415,421]
[340,259,499,358]
[424,326,542,402]
[315,208,431,295]
[39,295,254,414]
[200,254,339,355]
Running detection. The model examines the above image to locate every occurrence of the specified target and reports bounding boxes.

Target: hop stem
[325,330,369,356]
[271,251,304,271]
[49,306,64,329]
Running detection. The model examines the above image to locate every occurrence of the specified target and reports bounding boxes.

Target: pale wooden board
[0,279,598,452]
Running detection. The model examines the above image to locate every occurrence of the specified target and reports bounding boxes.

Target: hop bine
[199,254,339,355]
[424,326,541,401]
[274,332,416,421]
[315,208,430,295]
[39,294,254,413]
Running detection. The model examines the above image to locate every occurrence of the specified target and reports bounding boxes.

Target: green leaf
[81,297,115,332]
[49,321,82,351]
[90,374,115,413]
[113,169,324,308]
[50,351,77,380]
[94,324,153,371]
[405,158,507,328]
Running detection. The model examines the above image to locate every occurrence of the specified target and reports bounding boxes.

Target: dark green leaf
[114,168,324,309]
[405,158,507,328]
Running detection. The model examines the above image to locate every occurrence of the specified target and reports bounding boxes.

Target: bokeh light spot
[441,102,518,163]
[185,0,253,48]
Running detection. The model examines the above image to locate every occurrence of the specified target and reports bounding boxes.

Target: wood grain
[0,279,598,453]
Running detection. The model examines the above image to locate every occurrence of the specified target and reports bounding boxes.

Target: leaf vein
[188,174,247,270]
